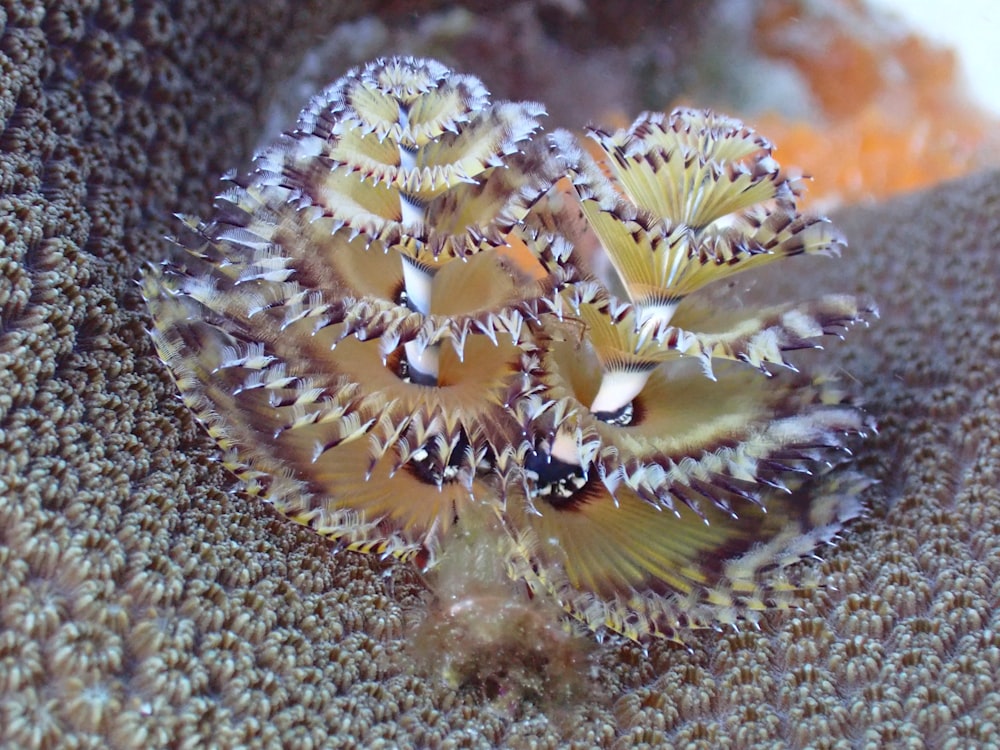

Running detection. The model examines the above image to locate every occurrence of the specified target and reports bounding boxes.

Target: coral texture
[0,1,998,748]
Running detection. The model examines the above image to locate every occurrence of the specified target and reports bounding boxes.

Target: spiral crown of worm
[143,56,876,643]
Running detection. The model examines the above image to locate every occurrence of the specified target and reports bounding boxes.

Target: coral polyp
[143,56,875,644]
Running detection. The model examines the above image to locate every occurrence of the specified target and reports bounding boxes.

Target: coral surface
[1,1,998,748]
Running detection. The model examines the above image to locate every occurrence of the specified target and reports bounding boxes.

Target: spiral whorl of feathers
[143,56,876,643]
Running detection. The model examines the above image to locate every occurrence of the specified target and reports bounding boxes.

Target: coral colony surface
[143,56,875,645]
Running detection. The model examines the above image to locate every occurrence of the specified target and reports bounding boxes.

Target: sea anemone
[143,55,875,644]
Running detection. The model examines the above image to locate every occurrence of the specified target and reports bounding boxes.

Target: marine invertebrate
[143,55,874,645]
[3,2,1000,747]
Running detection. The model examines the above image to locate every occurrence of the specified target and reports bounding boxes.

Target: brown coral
[0,0,998,748]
